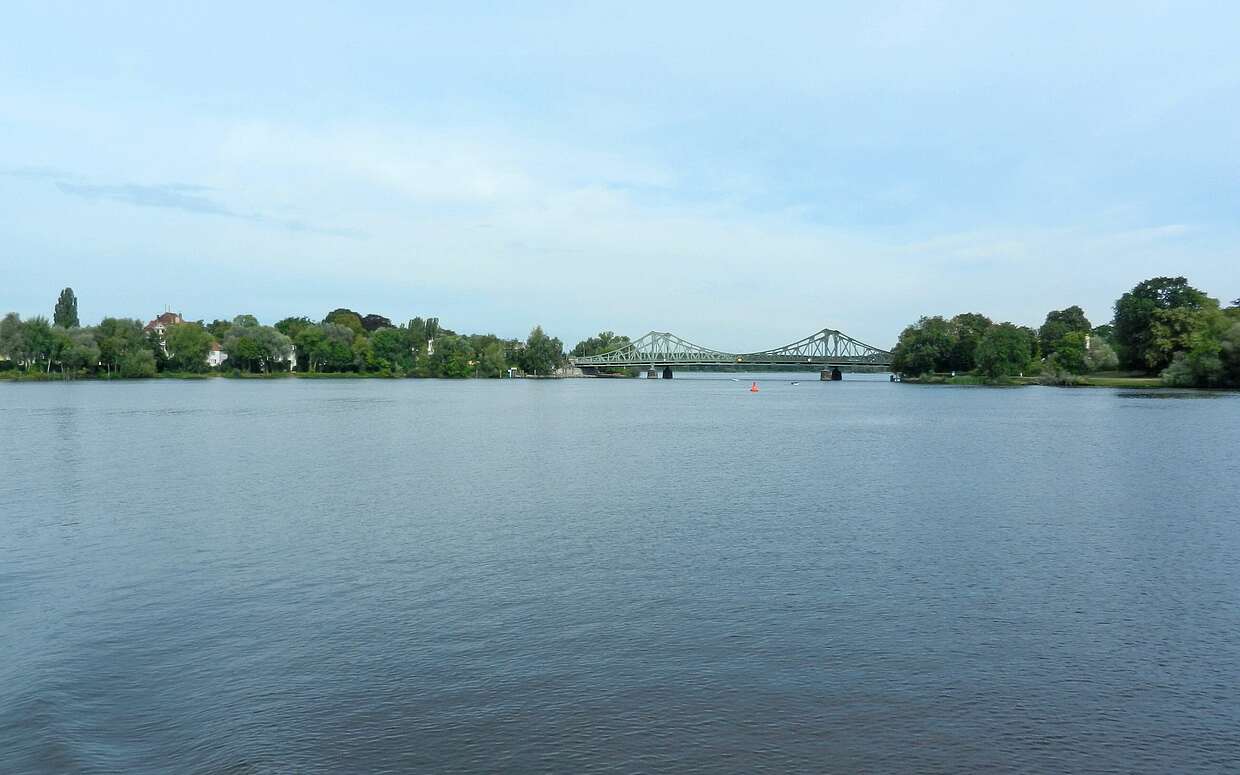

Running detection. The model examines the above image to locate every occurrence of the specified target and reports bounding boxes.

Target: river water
[2,375,1239,773]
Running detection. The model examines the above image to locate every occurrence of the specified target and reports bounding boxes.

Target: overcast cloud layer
[2,1,1237,349]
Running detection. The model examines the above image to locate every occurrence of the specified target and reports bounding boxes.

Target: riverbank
[903,372,1167,388]
[0,370,486,382]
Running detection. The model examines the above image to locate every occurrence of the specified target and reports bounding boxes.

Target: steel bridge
[569,328,893,379]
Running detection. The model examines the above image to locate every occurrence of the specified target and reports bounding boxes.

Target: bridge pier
[646,367,658,379]
[662,366,673,379]
[821,367,843,381]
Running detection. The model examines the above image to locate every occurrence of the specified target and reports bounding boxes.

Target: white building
[207,341,228,368]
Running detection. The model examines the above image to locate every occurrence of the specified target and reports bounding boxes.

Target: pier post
[662,366,673,379]
[647,367,658,379]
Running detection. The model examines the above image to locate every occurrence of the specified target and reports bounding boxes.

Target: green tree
[165,322,214,372]
[22,316,55,372]
[518,325,563,375]
[351,333,375,371]
[947,313,992,372]
[54,287,79,328]
[59,328,100,377]
[324,308,365,335]
[0,312,25,366]
[1084,335,1119,372]
[477,341,509,377]
[427,334,474,377]
[206,319,234,339]
[274,316,313,338]
[49,327,74,375]
[224,323,293,373]
[975,323,1033,380]
[94,317,146,375]
[891,316,956,376]
[570,331,633,374]
[361,313,392,332]
[1039,305,1091,356]
[232,314,260,328]
[1160,311,1240,388]
[1048,331,1088,374]
[296,323,355,372]
[571,331,632,357]
[1146,305,1218,371]
[370,327,413,372]
[119,348,157,378]
[1113,276,1212,370]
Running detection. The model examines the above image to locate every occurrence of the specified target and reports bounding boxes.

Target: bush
[119,349,157,378]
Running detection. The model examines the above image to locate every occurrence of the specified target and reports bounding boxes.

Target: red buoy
[749,381,759,392]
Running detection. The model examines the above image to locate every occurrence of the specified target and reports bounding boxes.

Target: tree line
[0,290,589,379]
[890,276,1240,387]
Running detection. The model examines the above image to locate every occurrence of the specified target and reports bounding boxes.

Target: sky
[2,1,1237,350]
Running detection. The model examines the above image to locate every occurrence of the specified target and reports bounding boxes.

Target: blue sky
[2,1,1237,349]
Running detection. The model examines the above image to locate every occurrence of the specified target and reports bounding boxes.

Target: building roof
[144,312,184,332]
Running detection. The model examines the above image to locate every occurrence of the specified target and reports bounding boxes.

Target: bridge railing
[569,328,893,367]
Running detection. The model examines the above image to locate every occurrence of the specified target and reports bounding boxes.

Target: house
[207,341,228,368]
[144,311,184,357]
[143,311,184,337]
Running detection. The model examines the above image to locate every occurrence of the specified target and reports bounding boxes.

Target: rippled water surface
[2,376,1239,773]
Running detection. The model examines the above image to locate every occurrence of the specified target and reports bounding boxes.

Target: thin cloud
[45,177,366,239]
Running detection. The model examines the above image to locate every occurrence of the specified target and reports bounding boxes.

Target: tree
[21,317,55,372]
[361,313,393,332]
[891,316,956,376]
[370,327,413,372]
[232,314,260,328]
[206,319,234,339]
[427,334,474,377]
[165,322,214,372]
[947,313,992,372]
[49,327,74,375]
[58,328,100,377]
[224,323,292,373]
[1113,277,1212,370]
[324,308,365,335]
[975,323,1032,380]
[0,313,25,366]
[1039,305,1091,356]
[1048,331,1088,374]
[351,333,375,371]
[94,318,146,375]
[1146,306,1216,371]
[54,287,79,329]
[571,330,633,375]
[296,323,354,372]
[1084,335,1119,372]
[571,331,631,357]
[274,316,313,339]
[1159,312,1240,388]
[119,348,157,378]
[518,325,563,375]
[478,341,509,377]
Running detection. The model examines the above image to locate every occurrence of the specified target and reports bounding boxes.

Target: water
[2,376,1239,773]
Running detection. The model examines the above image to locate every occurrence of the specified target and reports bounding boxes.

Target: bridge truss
[569,329,893,369]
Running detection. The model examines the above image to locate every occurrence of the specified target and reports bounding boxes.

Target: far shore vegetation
[2,275,1237,388]
[890,276,1239,389]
